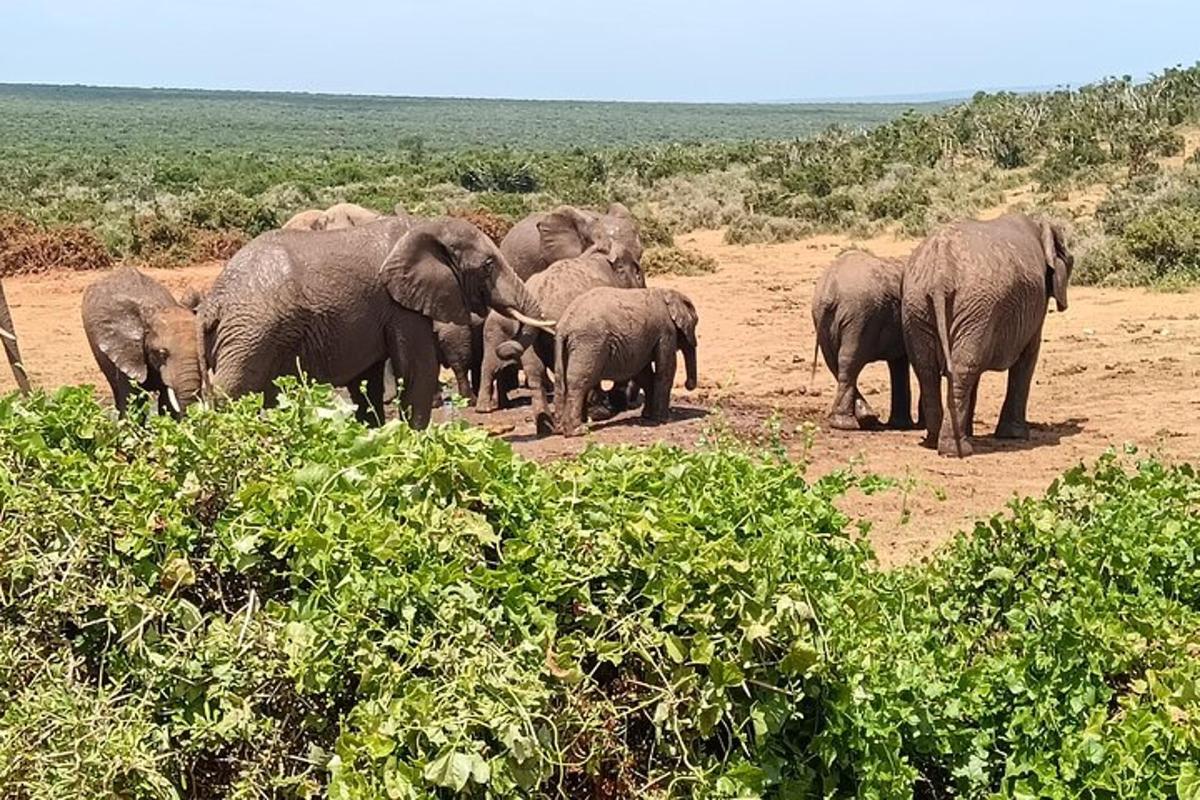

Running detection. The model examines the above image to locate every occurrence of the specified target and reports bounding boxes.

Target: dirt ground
[3,231,1199,565]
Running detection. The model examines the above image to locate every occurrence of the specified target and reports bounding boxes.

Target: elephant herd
[811,212,1073,457]
[72,201,700,438]
[0,202,1071,460]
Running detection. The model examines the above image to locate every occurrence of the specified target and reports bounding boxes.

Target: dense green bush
[2,385,1199,798]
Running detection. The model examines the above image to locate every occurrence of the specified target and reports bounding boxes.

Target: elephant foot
[886,416,919,431]
[994,420,1030,440]
[829,413,861,431]
[475,396,497,414]
[938,436,973,458]
[535,412,557,438]
[588,402,618,422]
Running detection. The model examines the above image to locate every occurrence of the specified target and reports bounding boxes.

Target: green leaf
[423,750,473,792]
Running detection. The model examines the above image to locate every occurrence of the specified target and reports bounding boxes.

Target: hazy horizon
[1,1,1196,104]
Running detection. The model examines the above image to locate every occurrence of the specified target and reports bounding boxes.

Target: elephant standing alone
[811,250,915,430]
[554,287,698,436]
[199,217,553,429]
[82,266,203,416]
[902,213,1073,457]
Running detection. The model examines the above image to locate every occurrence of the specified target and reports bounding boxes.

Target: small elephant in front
[902,213,1073,457]
[81,266,204,417]
[811,250,915,431]
[553,287,698,436]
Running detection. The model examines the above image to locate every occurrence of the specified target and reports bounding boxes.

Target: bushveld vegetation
[2,384,1199,798]
[2,65,1200,282]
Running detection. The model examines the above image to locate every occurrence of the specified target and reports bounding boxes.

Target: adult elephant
[902,213,1073,457]
[198,217,553,428]
[0,279,31,394]
[500,203,643,281]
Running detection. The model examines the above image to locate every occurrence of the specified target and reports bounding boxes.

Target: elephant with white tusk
[82,266,203,417]
[198,216,553,429]
[902,213,1074,458]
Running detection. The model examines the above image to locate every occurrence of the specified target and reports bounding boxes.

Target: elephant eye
[481,257,495,274]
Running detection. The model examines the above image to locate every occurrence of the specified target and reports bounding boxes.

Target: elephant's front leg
[886,358,916,430]
[387,323,438,430]
[646,343,677,423]
[996,334,1041,440]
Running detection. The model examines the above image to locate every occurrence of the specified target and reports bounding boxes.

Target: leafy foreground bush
[1,385,1199,799]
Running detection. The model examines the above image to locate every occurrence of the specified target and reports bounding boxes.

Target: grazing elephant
[0,279,30,394]
[433,314,486,402]
[198,217,552,429]
[554,287,698,436]
[500,203,643,281]
[82,266,203,417]
[282,203,384,232]
[902,213,1073,457]
[811,250,915,430]
[485,247,645,427]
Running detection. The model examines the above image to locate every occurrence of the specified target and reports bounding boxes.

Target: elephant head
[90,287,203,415]
[659,288,698,390]
[380,217,553,331]
[1040,220,1073,312]
[0,279,30,394]
[537,203,645,287]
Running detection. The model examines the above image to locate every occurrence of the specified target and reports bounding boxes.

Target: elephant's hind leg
[995,334,1041,440]
[938,369,978,458]
[830,352,875,431]
[885,358,916,430]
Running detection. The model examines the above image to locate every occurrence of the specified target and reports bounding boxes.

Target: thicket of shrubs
[2,65,1199,283]
[2,385,1199,799]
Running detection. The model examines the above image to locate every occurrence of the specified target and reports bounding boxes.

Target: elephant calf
[811,250,915,430]
[82,266,204,417]
[553,287,698,436]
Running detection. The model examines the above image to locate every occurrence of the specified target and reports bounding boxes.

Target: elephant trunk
[0,280,31,394]
[164,352,204,416]
[681,339,698,391]
[490,267,550,361]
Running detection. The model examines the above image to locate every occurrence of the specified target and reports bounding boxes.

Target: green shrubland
[1,66,1199,281]
[2,384,1199,798]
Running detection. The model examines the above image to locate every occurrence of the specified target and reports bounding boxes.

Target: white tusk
[507,308,556,331]
[167,387,182,414]
[0,326,16,342]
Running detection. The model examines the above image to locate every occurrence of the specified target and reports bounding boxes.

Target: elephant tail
[931,283,964,456]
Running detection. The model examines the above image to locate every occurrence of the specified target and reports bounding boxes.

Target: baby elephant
[554,287,698,436]
[82,266,204,417]
[811,250,915,430]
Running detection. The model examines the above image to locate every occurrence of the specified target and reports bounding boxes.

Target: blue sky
[1,1,1196,102]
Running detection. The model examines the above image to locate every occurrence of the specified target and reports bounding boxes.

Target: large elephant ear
[380,228,471,325]
[662,290,698,347]
[1040,220,1070,312]
[96,306,150,383]
[537,206,592,264]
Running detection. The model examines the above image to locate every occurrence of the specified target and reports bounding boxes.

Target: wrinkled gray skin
[489,249,645,431]
[433,314,486,402]
[281,203,383,232]
[82,266,203,417]
[554,287,698,436]
[499,203,642,281]
[0,279,31,394]
[478,206,646,415]
[199,217,550,429]
[902,213,1073,457]
[812,251,915,431]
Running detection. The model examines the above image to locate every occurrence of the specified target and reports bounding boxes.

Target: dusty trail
[3,232,1198,565]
